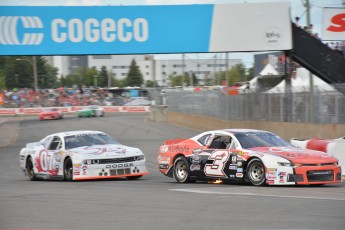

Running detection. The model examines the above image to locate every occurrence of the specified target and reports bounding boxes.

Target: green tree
[44,65,59,88]
[145,80,159,88]
[0,56,58,90]
[99,66,108,87]
[126,59,143,87]
[0,70,6,89]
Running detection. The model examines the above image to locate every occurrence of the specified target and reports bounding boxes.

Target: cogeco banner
[0,3,292,55]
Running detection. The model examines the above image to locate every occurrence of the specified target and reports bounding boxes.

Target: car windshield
[64,133,120,149]
[234,132,293,149]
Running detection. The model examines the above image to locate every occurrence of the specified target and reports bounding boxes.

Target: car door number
[37,150,58,174]
[204,150,230,177]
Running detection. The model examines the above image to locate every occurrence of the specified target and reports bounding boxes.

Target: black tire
[26,156,37,181]
[246,158,266,186]
[173,156,195,183]
[126,176,142,180]
[63,157,73,181]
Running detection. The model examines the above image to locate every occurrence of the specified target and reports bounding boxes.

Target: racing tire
[63,157,73,181]
[26,157,37,181]
[246,158,266,186]
[173,156,195,183]
[126,176,142,180]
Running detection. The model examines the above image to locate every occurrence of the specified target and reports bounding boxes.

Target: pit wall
[166,111,345,140]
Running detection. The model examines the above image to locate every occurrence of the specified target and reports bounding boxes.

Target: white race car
[19,130,148,181]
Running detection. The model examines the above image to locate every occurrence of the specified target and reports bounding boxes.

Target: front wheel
[26,157,37,181]
[126,176,142,180]
[63,157,73,181]
[173,156,195,183]
[246,158,266,186]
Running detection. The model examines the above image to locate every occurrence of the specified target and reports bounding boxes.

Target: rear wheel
[173,156,195,183]
[246,158,266,186]
[26,156,37,181]
[63,157,73,181]
[126,176,142,180]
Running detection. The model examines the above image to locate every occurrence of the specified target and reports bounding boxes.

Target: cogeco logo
[0,16,149,45]
[51,18,149,43]
[0,16,44,45]
[327,13,345,32]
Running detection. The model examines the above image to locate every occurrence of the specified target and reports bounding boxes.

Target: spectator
[295,17,300,27]
[341,41,345,56]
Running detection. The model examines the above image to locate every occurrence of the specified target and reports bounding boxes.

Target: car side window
[41,136,53,148]
[210,135,231,149]
[197,134,211,146]
[48,136,62,150]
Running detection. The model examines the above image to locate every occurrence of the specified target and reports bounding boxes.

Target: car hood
[69,144,143,157]
[249,146,337,164]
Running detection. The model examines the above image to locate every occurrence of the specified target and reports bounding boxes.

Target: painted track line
[169,188,345,201]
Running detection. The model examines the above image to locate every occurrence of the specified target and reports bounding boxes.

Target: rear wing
[164,138,187,145]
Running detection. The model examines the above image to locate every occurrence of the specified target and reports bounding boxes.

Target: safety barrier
[0,106,150,115]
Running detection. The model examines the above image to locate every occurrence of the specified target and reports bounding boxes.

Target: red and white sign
[322,8,345,40]
[0,93,4,105]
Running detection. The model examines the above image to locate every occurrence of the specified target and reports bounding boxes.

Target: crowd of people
[0,87,132,108]
[295,16,345,56]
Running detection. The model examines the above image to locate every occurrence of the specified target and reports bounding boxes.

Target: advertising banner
[322,8,345,41]
[0,3,292,55]
[0,93,4,105]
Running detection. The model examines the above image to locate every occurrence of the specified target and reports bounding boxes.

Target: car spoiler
[164,138,187,145]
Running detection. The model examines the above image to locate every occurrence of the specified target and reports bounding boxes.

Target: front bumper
[73,160,148,180]
[266,165,342,185]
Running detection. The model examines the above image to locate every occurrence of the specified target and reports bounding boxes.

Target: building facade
[56,54,243,87]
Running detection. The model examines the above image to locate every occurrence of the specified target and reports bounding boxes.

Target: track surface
[0,114,344,230]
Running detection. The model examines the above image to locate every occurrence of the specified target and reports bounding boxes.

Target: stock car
[157,129,342,186]
[39,108,63,120]
[19,130,148,181]
[77,105,104,117]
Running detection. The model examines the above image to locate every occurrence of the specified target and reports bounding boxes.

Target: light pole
[16,56,38,91]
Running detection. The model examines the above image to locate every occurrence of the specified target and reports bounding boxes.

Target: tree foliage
[0,56,59,90]
[126,59,143,87]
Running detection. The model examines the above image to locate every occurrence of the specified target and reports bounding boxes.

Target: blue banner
[0,5,213,55]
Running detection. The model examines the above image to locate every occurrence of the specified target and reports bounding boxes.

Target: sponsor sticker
[190,155,202,164]
[160,145,169,153]
[159,164,169,169]
[231,156,237,163]
[267,168,277,172]
[236,173,243,178]
[192,148,203,155]
[190,164,201,171]
[267,180,275,184]
[229,165,237,170]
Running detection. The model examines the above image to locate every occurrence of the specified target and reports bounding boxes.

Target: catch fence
[164,86,345,124]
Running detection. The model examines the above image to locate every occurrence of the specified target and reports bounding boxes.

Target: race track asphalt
[0,113,344,230]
